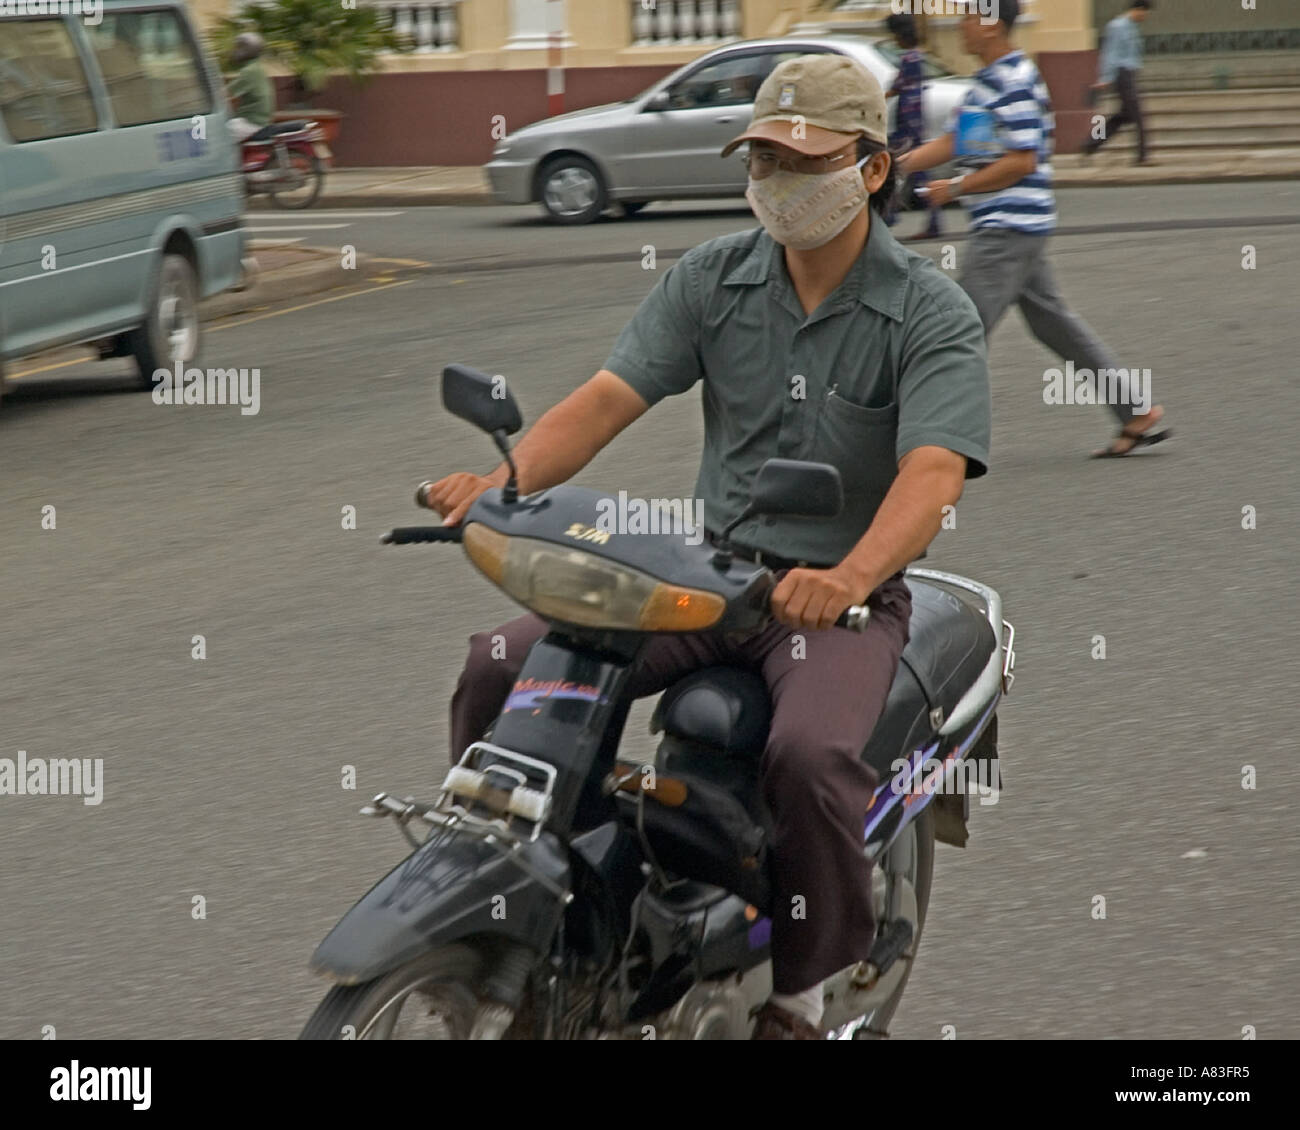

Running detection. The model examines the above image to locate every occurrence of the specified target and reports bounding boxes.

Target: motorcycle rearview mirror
[751,458,844,520]
[712,460,844,568]
[441,364,524,503]
[442,364,523,436]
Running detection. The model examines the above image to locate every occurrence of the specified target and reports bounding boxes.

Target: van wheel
[127,253,200,388]
[539,156,606,225]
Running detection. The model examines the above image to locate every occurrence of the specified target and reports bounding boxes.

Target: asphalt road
[2,184,1298,1039]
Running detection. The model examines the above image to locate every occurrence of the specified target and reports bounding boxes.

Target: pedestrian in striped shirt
[897,0,1170,458]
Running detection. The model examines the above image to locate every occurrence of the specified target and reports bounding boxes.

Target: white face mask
[746,155,872,250]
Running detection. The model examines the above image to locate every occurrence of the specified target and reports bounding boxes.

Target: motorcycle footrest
[863,919,915,982]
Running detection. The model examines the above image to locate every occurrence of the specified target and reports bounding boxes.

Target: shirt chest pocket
[815,388,899,521]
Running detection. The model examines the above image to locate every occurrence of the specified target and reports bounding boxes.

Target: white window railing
[629,0,743,47]
[369,1,462,53]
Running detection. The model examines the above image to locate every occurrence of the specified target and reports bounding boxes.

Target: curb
[6,249,375,381]
[1053,166,1300,188]
[203,249,373,320]
[311,191,495,209]
[309,169,1300,209]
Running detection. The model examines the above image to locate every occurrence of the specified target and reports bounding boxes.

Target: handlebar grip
[834,604,871,632]
[382,526,465,545]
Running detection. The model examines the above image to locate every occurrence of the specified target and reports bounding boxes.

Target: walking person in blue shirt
[897,0,1171,458]
[1084,0,1155,165]
[883,12,942,239]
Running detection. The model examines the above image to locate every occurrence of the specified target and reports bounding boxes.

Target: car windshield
[835,34,956,80]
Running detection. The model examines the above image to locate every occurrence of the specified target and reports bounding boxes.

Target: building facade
[194,1,1297,165]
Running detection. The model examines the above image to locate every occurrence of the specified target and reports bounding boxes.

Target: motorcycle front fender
[309,830,570,985]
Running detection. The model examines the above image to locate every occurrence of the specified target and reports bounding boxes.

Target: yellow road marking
[8,353,95,379]
[209,278,416,331]
[8,276,419,380]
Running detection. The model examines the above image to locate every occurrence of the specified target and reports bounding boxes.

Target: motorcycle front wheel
[269,152,324,210]
[300,943,491,1040]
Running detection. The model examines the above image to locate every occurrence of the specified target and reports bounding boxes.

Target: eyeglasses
[740,147,872,180]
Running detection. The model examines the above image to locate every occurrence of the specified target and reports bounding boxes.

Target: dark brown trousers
[449,572,913,994]
[1089,67,1148,163]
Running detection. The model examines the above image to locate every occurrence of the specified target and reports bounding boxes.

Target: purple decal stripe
[863,695,1000,841]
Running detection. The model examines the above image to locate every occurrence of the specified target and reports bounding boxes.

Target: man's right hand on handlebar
[420,470,505,526]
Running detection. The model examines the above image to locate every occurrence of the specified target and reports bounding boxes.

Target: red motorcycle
[241,120,328,209]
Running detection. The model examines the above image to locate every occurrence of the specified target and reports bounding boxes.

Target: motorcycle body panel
[309,830,569,985]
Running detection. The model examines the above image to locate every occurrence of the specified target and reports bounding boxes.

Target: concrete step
[1110,123,1300,145]
[1081,132,1300,152]
[1142,50,1300,78]
[1052,149,1300,185]
[1142,110,1300,130]
[1143,88,1300,112]
[1144,77,1300,92]
[1141,61,1300,92]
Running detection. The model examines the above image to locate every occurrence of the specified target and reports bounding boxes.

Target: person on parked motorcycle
[226,31,274,143]
[426,54,991,1040]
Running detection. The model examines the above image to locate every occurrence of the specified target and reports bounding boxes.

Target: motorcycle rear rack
[904,567,1016,731]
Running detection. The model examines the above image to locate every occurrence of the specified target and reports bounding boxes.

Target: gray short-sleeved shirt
[603,220,990,566]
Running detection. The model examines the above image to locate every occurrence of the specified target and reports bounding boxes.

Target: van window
[0,19,99,142]
[84,9,211,127]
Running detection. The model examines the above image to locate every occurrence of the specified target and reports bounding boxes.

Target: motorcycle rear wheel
[300,943,489,1040]
[269,153,324,210]
[846,805,935,1039]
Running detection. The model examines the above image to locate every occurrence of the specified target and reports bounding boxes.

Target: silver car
[486,35,970,225]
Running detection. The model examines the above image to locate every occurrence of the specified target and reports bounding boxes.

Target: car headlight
[463,525,725,632]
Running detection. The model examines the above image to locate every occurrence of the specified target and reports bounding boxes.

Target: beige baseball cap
[720,54,889,158]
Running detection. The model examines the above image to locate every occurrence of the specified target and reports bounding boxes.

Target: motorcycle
[241,119,327,210]
[300,365,1016,1040]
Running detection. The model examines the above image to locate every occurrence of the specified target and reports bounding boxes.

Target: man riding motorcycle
[226,31,274,143]
[425,55,992,1039]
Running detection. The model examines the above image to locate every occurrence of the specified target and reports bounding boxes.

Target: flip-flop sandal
[1091,425,1173,459]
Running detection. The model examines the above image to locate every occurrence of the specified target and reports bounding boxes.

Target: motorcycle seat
[651,579,997,783]
[247,120,311,142]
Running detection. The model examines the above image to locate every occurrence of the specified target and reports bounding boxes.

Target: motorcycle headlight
[463,525,725,632]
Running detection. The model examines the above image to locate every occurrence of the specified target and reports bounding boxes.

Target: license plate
[312,142,332,160]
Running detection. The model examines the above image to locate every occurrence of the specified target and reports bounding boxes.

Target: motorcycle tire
[300,943,492,1040]
[851,804,935,1039]
[269,153,324,210]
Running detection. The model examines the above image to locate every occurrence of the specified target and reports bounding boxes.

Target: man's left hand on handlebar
[769,563,870,632]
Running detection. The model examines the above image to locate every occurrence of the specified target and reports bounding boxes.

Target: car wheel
[539,156,606,225]
[127,252,200,388]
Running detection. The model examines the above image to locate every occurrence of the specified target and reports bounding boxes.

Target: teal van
[0,1,244,405]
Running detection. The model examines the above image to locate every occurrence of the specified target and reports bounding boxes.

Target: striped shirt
[949,50,1056,235]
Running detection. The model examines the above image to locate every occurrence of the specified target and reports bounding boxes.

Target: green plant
[211,0,413,105]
